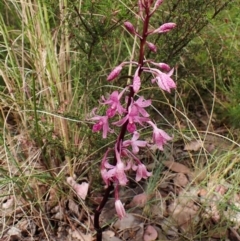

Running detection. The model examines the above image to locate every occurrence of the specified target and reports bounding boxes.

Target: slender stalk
[94,183,114,240]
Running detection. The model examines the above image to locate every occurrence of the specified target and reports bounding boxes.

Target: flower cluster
[91,0,176,220]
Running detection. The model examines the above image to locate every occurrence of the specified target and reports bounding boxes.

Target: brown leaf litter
[1,131,240,240]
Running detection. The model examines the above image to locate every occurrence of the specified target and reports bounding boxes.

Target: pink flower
[114,146,129,186]
[102,89,126,117]
[152,22,176,34]
[148,121,172,150]
[134,96,151,117]
[154,68,176,93]
[115,199,126,219]
[127,122,137,133]
[101,146,129,186]
[132,163,152,182]
[107,65,123,81]
[144,67,176,93]
[123,131,147,154]
[113,99,150,133]
[90,111,111,138]
[124,21,136,35]
[101,149,112,186]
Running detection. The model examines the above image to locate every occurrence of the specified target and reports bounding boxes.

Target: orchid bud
[107,65,122,81]
[158,63,171,71]
[146,41,157,53]
[152,62,171,71]
[152,22,176,34]
[124,21,136,35]
[115,199,126,219]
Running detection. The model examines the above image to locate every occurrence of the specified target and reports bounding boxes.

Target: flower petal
[133,75,141,93]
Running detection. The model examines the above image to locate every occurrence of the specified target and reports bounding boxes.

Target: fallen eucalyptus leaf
[163,161,191,174]
[129,192,148,208]
[114,213,140,230]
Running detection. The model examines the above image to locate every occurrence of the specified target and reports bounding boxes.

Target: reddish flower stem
[94,182,113,241]
[94,10,151,241]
